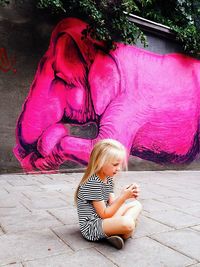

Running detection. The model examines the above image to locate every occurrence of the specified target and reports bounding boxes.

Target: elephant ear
[52,17,120,115]
[88,52,120,115]
[52,18,106,71]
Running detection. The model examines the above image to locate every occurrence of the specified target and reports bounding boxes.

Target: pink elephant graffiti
[14,17,200,171]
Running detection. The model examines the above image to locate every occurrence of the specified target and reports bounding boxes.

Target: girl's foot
[107,235,124,249]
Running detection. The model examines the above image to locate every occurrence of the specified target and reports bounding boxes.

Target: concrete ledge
[127,13,176,40]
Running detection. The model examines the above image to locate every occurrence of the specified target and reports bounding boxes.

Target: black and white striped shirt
[77,174,114,239]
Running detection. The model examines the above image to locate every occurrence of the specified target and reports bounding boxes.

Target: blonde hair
[74,139,127,204]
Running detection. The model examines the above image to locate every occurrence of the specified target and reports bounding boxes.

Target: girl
[75,139,142,249]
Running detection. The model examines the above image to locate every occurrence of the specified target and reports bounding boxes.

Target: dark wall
[1,1,199,173]
[0,1,55,172]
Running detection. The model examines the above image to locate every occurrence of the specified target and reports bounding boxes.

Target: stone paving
[0,171,200,267]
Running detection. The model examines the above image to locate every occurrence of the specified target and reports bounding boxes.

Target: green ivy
[0,0,9,6]
[1,0,200,57]
[136,0,200,57]
[37,0,149,51]
[37,0,65,12]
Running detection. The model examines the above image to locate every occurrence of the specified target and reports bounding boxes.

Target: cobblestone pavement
[0,171,200,267]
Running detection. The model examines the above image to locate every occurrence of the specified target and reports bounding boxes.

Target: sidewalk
[0,171,200,267]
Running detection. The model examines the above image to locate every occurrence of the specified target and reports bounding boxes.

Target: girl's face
[100,158,123,179]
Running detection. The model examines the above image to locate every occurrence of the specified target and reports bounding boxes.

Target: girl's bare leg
[102,200,142,239]
[102,215,135,236]
[120,200,142,239]
[113,200,142,218]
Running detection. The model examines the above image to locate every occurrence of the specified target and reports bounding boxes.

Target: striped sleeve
[108,177,114,193]
[82,179,104,201]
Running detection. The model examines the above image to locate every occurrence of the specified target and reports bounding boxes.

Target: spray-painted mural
[13,17,200,172]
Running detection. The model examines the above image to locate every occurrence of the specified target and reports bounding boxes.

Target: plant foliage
[1,0,200,56]
[36,0,150,51]
[0,0,9,5]
[136,0,200,56]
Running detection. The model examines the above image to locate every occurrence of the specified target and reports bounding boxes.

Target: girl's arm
[108,183,140,205]
[92,184,137,219]
[108,193,115,205]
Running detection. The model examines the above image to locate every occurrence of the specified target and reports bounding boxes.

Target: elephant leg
[37,123,70,157]
[14,123,69,172]
[34,99,141,170]
[34,136,94,170]
[13,147,39,172]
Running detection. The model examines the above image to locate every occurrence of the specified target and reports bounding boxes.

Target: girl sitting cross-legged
[74,139,142,249]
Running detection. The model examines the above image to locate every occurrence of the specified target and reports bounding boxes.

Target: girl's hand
[121,183,140,200]
[131,183,140,198]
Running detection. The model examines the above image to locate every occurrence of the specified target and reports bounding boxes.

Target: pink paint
[14,18,200,171]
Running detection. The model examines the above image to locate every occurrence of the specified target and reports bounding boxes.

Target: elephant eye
[65,80,76,88]
[55,72,76,88]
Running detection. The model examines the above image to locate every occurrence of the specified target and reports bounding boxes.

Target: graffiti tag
[0,47,16,73]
